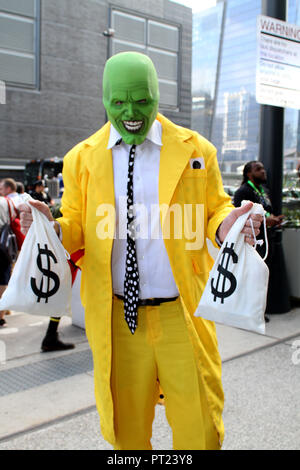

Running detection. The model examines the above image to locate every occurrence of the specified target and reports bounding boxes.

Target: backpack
[0,223,18,266]
[0,199,19,266]
[6,198,25,249]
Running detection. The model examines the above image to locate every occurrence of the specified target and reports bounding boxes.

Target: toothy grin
[123,121,143,133]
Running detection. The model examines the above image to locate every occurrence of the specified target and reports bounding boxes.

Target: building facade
[0,0,192,177]
[192,0,300,175]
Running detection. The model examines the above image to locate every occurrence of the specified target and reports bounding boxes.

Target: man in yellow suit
[20,52,262,450]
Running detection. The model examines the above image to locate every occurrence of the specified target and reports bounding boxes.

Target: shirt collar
[107,119,162,149]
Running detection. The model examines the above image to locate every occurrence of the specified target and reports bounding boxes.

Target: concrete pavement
[0,304,299,450]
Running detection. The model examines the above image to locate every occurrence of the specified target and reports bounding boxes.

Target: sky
[171,0,217,12]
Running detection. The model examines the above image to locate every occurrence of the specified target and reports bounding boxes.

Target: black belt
[115,294,178,307]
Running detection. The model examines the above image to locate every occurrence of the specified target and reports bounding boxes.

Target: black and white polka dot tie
[124,144,140,334]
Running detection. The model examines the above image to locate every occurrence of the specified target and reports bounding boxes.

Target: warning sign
[256,15,300,109]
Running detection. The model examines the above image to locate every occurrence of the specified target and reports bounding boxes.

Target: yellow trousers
[111,296,220,450]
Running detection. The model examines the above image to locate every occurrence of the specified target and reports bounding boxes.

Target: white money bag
[0,204,72,316]
[194,201,269,334]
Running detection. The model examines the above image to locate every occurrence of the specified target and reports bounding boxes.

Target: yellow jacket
[58,113,234,445]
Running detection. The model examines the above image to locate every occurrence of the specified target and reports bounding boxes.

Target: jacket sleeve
[233,185,257,208]
[204,145,234,248]
[56,145,86,255]
[233,187,244,207]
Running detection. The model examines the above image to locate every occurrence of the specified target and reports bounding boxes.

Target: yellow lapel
[84,116,195,237]
[86,115,194,211]
[84,123,116,250]
[157,113,195,208]
[86,122,115,209]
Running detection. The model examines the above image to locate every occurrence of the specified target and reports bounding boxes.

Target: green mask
[103,52,160,145]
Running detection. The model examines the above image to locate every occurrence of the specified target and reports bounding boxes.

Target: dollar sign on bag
[31,243,60,303]
[211,242,238,304]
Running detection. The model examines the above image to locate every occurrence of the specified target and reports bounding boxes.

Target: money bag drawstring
[249,214,268,261]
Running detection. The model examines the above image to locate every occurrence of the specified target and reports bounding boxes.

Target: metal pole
[210,0,227,143]
[259,0,291,314]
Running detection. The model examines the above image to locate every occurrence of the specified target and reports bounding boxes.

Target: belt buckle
[138,298,159,307]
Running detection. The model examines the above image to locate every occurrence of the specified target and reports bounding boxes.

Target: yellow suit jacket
[58,113,234,446]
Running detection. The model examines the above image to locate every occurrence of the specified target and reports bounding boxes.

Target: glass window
[0,0,35,17]
[0,16,35,53]
[158,80,178,107]
[192,2,225,138]
[0,52,35,84]
[110,8,180,109]
[0,0,39,88]
[112,40,146,55]
[284,0,300,171]
[148,48,177,81]
[211,0,261,172]
[148,21,179,52]
[112,11,145,45]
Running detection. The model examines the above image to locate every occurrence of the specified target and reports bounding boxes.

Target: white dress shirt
[108,120,179,299]
[6,192,26,208]
[0,197,16,228]
[0,197,10,228]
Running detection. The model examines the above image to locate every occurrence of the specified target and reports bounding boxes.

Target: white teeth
[123,121,143,132]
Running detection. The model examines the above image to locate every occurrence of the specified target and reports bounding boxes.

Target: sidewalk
[0,304,299,450]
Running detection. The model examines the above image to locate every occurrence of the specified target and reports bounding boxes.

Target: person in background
[57,173,64,198]
[234,161,284,229]
[0,178,23,208]
[0,196,17,327]
[41,317,75,352]
[233,161,284,322]
[0,179,25,250]
[0,181,71,347]
[16,182,25,195]
[31,180,54,207]
[34,182,74,352]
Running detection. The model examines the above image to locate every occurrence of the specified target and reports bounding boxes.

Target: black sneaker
[41,333,75,352]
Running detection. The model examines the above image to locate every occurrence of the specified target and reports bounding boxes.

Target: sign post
[258,0,291,315]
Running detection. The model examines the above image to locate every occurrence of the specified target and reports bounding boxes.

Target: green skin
[103,52,160,145]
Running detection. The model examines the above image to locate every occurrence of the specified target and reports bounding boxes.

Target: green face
[103,52,160,145]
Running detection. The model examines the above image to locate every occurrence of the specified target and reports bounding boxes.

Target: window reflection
[192,0,300,175]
